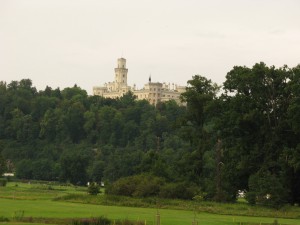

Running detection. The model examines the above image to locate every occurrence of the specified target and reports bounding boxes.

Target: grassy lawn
[0,182,87,200]
[1,198,299,225]
[1,182,300,225]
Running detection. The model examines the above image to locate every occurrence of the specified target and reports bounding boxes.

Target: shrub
[245,191,256,205]
[106,174,164,197]
[0,178,7,187]
[88,182,100,195]
[72,217,110,225]
[159,182,201,200]
[0,216,9,222]
[133,176,164,197]
[246,171,287,208]
[106,174,202,199]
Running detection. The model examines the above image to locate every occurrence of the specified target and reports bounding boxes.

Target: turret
[114,58,128,88]
[118,58,126,68]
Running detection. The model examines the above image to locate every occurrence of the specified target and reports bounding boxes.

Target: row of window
[115,74,126,78]
[149,88,161,91]
[135,93,176,99]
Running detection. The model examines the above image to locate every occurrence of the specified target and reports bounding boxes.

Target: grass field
[1,182,300,225]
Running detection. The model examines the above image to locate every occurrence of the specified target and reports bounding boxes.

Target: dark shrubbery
[0,178,7,186]
[106,174,164,198]
[72,217,110,225]
[87,182,100,195]
[159,182,200,199]
[106,174,200,200]
[0,216,9,222]
[246,171,288,208]
[72,217,145,225]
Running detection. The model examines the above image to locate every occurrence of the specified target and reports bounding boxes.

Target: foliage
[107,174,201,200]
[159,182,201,200]
[0,178,7,186]
[1,64,300,207]
[106,174,164,198]
[0,154,5,175]
[0,216,9,222]
[87,182,100,195]
[246,171,288,208]
[72,216,110,225]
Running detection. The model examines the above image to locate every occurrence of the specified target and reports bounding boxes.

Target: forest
[0,62,300,207]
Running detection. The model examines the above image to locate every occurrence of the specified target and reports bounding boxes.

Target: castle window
[123,74,125,77]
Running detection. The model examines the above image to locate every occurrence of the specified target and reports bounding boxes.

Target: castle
[93,58,186,105]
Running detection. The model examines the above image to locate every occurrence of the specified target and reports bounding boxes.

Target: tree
[221,63,296,203]
[246,170,288,208]
[65,102,86,143]
[59,149,90,185]
[0,154,5,176]
[180,75,222,199]
[16,159,33,179]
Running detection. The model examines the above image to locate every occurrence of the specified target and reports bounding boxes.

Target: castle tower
[114,58,128,89]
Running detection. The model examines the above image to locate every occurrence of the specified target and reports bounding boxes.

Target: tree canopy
[1,63,300,207]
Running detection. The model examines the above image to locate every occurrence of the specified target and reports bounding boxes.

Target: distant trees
[1,63,300,207]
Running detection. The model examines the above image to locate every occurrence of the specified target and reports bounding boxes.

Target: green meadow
[1,182,300,225]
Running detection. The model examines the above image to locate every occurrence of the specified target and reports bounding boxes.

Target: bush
[88,182,100,195]
[159,182,201,200]
[106,174,164,197]
[245,191,256,205]
[106,174,202,199]
[0,178,7,187]
[72,217,145,225]
[72,217,110,225]
[246,171,287,208]
[0,216,9,222]
[133,176,164,197]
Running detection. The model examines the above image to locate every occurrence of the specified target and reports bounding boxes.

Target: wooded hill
[0,62,300,207]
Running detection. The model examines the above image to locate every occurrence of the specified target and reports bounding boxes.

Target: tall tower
[114,58,128,89]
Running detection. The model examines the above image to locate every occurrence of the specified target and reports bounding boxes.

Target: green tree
[0,154,5,176]
[221,63,296,203]
[65,102,86,143]
[59,149,90,185]
[180,75,221,199]
[246,170,287,208]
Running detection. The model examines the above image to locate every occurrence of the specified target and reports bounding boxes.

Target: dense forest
[0,62,300,207]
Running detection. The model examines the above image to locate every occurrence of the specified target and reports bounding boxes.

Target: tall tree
[221,63,296,204]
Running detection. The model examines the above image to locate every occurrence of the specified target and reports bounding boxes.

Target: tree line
[0,62,300,207]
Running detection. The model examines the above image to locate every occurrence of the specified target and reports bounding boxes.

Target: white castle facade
[93,58,186,105]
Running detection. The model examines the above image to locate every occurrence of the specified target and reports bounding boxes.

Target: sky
[1,0,300,95]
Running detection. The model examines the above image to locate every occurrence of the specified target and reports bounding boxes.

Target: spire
[149,75,151,83]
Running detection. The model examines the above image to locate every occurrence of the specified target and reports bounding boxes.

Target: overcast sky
[1,0,300,94]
